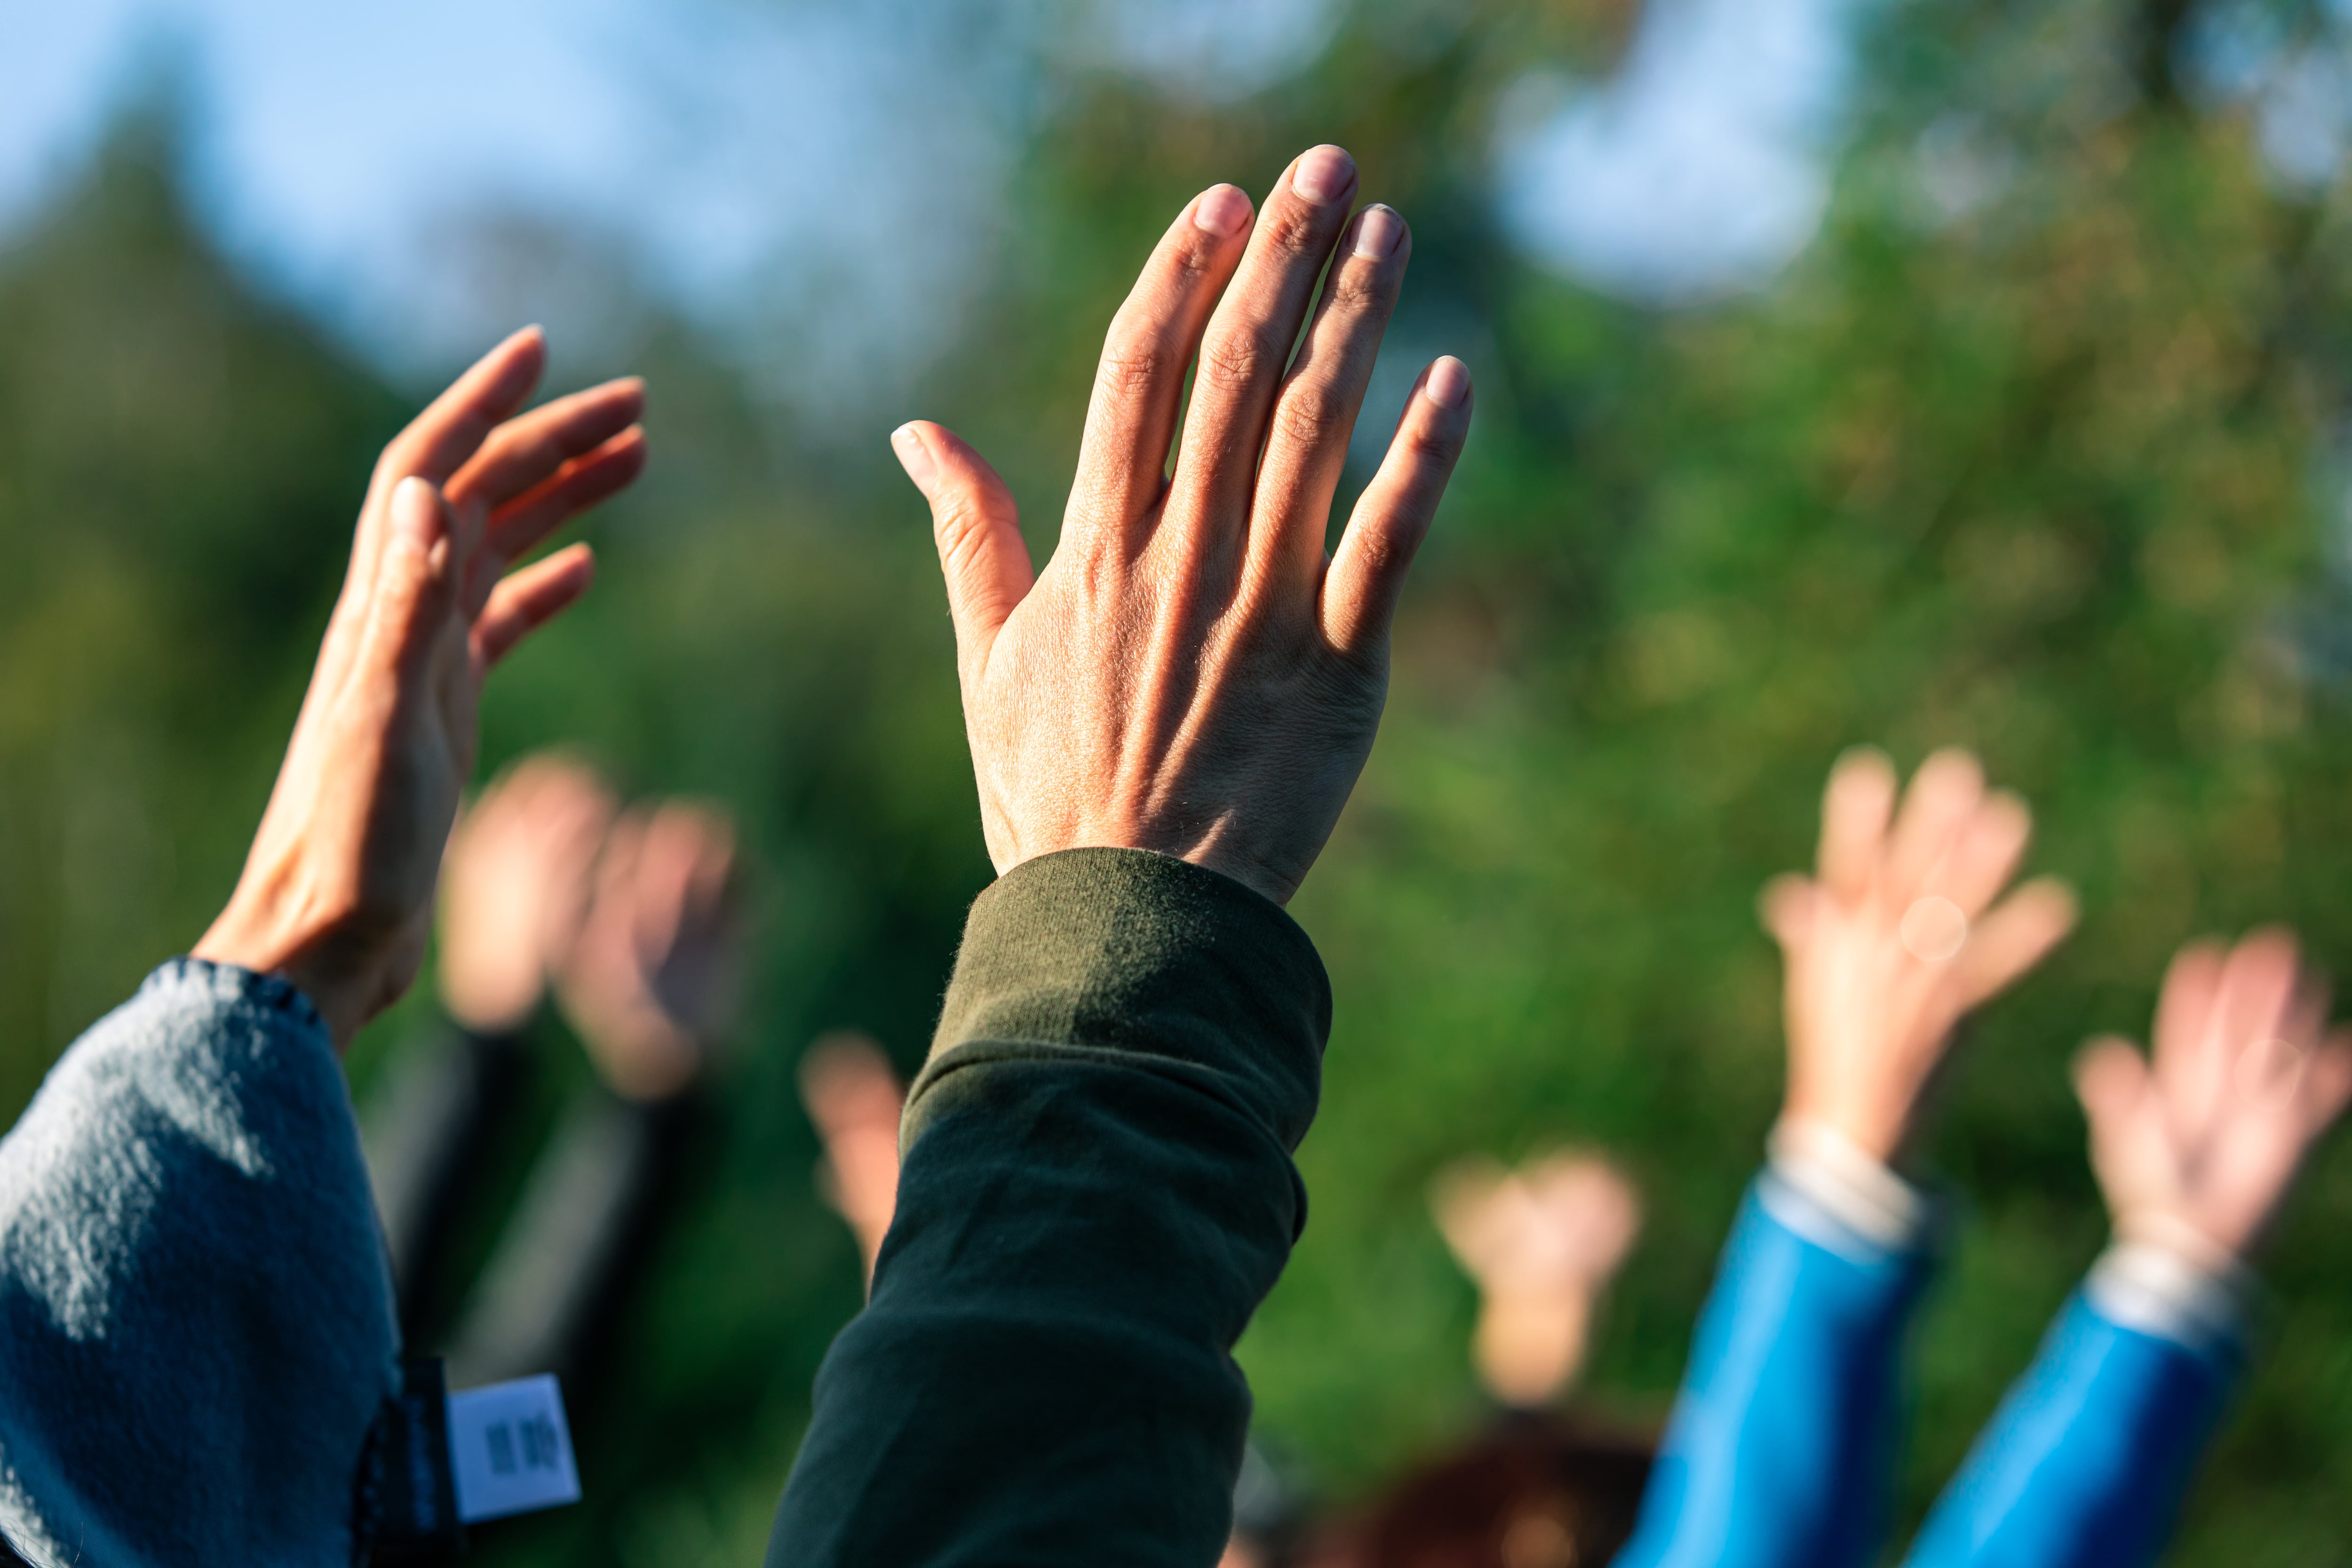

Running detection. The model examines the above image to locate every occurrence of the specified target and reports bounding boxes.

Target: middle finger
[1164,145,1361,557]
[1249,203,1412,588]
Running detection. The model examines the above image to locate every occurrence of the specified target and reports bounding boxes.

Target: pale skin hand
[893,145,1474,905]
[1431,1151,1642,1407]
[437,754,617,1034]
[798,1032,908,1286]
[194,329,647,1049]
[1763,748,2079,1163]
[553,800,743,1103]
[2075,931,2352,1258]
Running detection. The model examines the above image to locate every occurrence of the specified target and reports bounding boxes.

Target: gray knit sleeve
[0,958,399,1568]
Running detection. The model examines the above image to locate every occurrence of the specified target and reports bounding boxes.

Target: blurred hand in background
[1762,748,2078,1163]
[798,1032,907,1287]
[195,328,647,1047]
[1431,1151,1643,1409]
[437,754,617,1035]
[2076,931,2352,1261]
[555,800,744,1102]
[892,145,1473,906]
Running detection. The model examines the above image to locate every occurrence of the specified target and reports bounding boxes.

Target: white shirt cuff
[2084,1216,2254,1352]
[1762,1119,1932,1258]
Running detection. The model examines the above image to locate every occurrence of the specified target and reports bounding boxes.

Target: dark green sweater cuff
[767,847,1332,1567]
[911,846,1330,1157]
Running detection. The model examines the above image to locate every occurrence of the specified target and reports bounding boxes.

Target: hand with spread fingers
[554,801,744,1103]
[194,328,647,1048]
[1763,748,2079,1162]
[1432,1151,1643,1407]
[436,753,618,1035]
[2076,931,2352,1260]
[892,145,1473,905]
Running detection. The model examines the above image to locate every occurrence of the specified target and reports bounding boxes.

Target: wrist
[1766,1116,1932,1252]
[194,883,413,1052]
[2113,1210,2249,1276]
[2086,1221,2256,1352]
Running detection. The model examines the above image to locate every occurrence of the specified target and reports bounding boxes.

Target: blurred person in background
[365,752,743,1398]
[1283,1152,1652,1568]
[1614,749,2352,1568]
[0,329,646,1566]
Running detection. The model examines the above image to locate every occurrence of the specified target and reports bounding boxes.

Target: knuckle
[931,496,998,577]
[1325,268,1386,313]
[1095,327,1173,398]
[1271,381,1350,450]
[1168,233,1221,279]
[1403,418,1465,465]
[1260,207,1319,257]
[1194,333,1277,395]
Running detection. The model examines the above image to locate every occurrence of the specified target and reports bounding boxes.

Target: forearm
[0,959,399,1568]
[363,1020,533,1335]
[765,848,1328,1568]
[1902,1246,2244,1568]
[1612,1128,1936,1568]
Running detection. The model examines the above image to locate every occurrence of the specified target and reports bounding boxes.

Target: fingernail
[1194,184,1252,238]
[1291,145,1356,206]
[891,424,938,491]
[1352,204,1406,260]
[1424,356,1471,409]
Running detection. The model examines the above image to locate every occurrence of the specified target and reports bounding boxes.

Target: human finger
[1953,876,2077,1008]
[895,421,1034,672]
[1816,748,1896,902]
[1887,749,1985,901]
[446,377,644,518]
[1065,185,1254,549]
[1320,357,1471,659]
[2150,939,2227,1067]
[1933,789,2033,918]
[374,327,548,495]
[2300,1032,2352,1138]
[1251,203,1412,584]
[2202,929,2303,1101]
[478,426,648,575]
[1758,874,1817,950]
[1167,145,1361,542]
[365,477,463,685]
[474,543,596,667]
[2074,1035,2152,1122]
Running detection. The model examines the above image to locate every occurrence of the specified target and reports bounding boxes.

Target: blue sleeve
[1901,1294,2239,1568]
[0,959,400,1568]
[1612,1179,1935,1568]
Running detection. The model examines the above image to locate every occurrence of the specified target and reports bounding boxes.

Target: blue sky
[8,0,2341,410]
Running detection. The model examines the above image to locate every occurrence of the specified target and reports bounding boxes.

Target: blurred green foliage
[9,0,2352,1562]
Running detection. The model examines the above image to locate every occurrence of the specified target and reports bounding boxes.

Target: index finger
[374,327,548,494]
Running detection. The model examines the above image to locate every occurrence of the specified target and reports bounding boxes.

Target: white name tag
[445,1374,582,1523]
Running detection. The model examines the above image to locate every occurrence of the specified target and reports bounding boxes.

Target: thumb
[366,476,463,685]
[893,421,1033,665]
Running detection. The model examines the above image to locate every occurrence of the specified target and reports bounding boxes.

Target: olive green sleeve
[766,847,1330,1568]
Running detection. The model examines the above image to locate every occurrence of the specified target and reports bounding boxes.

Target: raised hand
[1763,748,2077,1162]
[891,146,1473,906]
[2075,931,2352,1259]
[436,753,617,1034]
[799,1032,908,1285]
[1432,1151,1642,1407]
[194,328,645,1048]
[553,800,743,1102]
